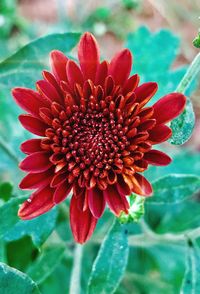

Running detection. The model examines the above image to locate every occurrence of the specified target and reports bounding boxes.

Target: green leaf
[126,27,195,103]
[181,241,200,293]
[126,27,190,103]
[147,174,200,204]
[4,208,58,247]
[0,182,13,201]
[0,262,40,294]
[145,195,200,234]
[193,32,200,49]
[0,196,58,247]
[0,196,26,237]
[169,98,195,145]
[88,220,129,294]
[0,32,80,90]
[27,245,66,285]
[39,259,72,294]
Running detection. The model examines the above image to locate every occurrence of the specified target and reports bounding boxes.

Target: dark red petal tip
[70,194,98,244]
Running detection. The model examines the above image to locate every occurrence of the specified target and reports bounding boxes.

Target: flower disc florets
[12,32,186,243]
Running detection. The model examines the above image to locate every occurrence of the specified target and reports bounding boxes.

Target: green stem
[176,51,200,93]
[0,136,19,164]
[69,244,83,294]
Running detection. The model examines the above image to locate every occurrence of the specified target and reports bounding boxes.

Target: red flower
[12,32,186,243]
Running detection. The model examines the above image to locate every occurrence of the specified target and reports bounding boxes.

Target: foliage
[88,220,129,294]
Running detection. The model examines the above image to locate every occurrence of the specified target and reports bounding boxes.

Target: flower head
[12,32,186,243]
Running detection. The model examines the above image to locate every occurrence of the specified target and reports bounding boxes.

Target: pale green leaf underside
[0,262,40,294]
[88,220,129,294]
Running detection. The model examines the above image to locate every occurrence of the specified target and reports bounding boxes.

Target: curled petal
[36,80,62,104]
[18,186,55,220]
[103,184,129,216]
[70,194,98,244]
[116,174,131,196]
[50,50,68,82]
[51,172,67,187]
[12,87,49,117]
[149,124,172,144]
[19,151,52,173]
[66,60,83,88]
[42,70,62,95]
[88,187,106,218]
[78,32,100,80]
[95,61,109,86]
[109,49,132,85]
[137,119,156,132]
[135,82,158,106]
[123,74,139,95]
[131,173,153,196]
[19,114,48,136]
[19,168,54,190]
[144,150,172,166]
[53,181,72,204]
[21,138,42,154]
[153,93,186,124]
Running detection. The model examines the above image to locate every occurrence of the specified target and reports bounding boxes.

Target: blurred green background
[0,1,200,294]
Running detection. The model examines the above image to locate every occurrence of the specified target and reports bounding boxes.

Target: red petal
[149,124,172,144]
[78,32,100,80]
[123,74,139,95]
[103,184,129,216]
[42,70,62,95]
[131,173,153,196]
[50,50,68,82]
[19,114,48,136]
[19,168,53,190]
[66,60,83,88]
[144,150,172,166]
[70,194,98,244]
[135,82,158,106]
[18,185,55,220]
[39,108,53,125]
[116,174,131,196]
[137,119,156,132]
[109,49,132,85]
[12,88,48,117]
[19,151,52,173]
[53,181,72,204]
[36,80,62,104]
[95,61,109,86]
[50,172,67,187]
[88,187,106,218]
[73,182,84,197]
[153,93,186,124]
[20,139,42,154]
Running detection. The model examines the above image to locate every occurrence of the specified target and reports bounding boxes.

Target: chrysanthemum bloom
[12,32,186,243]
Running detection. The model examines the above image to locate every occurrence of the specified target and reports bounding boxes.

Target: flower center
[67,106,129,176]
